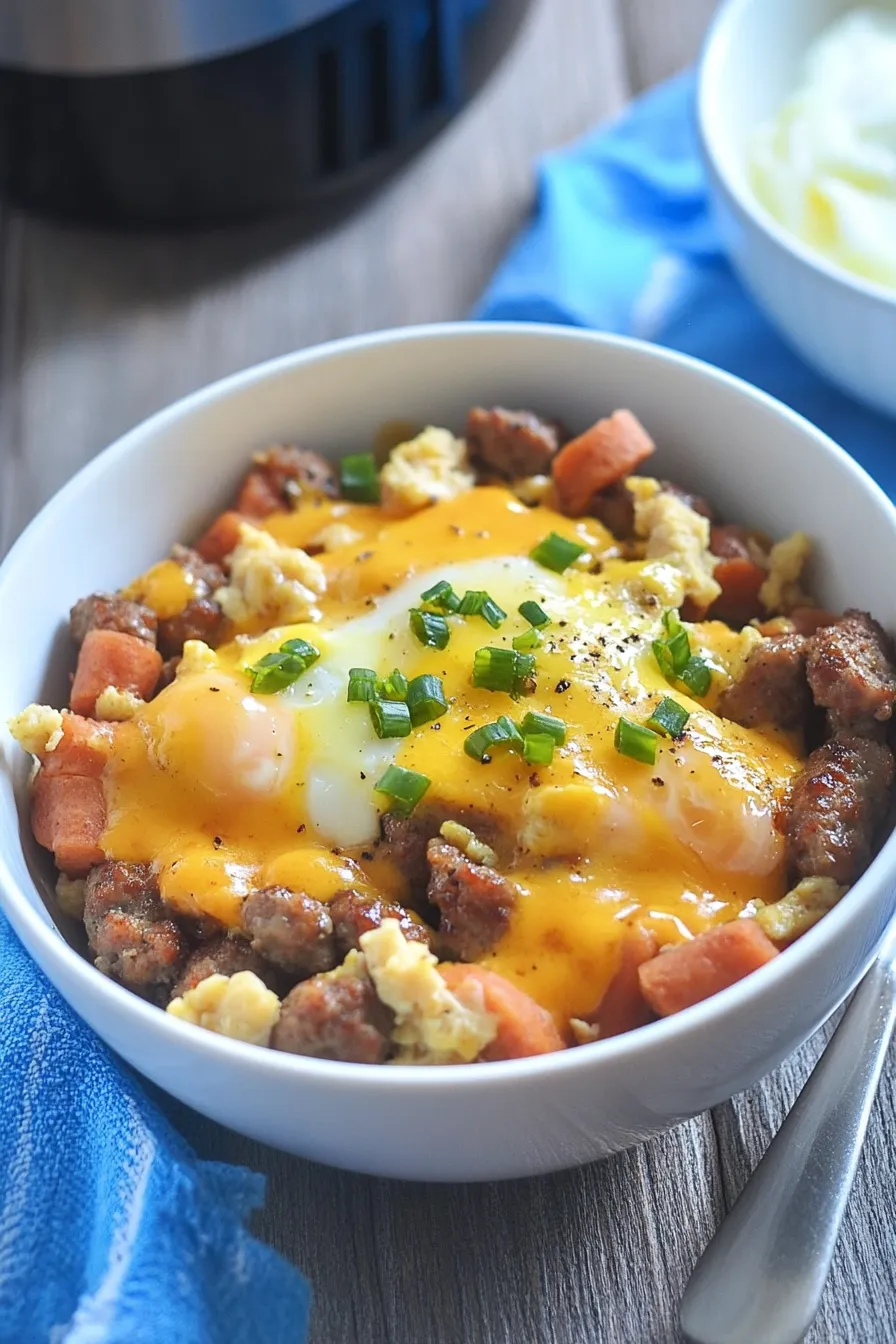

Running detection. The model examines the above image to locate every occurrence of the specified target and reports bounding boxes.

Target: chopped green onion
[518,600,550,628]
[512,627,542,652]
[653,609,691,683]
[406,674,448,726]
[646,696,690,739]
[369,698,411,739]
[374,764,431,816]
[409,608,450,650]
[377,668,408,701]
[464,716,523,762]
[652,640,675,683]
[519,711,566,745]
[522,733,555,766]
[248,639,320,694]
[472,646,536,696]
[457,590,507,629]
[339,452,380,503]
[678,655,712,698]
[530,532,587,573]
[420,579,461,613]
[615,716,659,765]
[347,667,377,702]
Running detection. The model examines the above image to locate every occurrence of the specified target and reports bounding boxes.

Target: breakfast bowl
[697,0,896,419]
[2,322,896,1182]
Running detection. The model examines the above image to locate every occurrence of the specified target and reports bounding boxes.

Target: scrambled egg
[309,521,364,552]
[439,820,497,868]
[214,523,326,626]
[167,970,281,1046]
[634,491,720,610]
[380,427,475,516]
[760,532,812,614]
[755,877,845,943]
[94,687,144,722]
[55,874,86,919]
[7,705,64,757]
[360,920,497,1064]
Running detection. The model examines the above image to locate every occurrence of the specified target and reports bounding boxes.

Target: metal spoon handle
[680,951,896,1344]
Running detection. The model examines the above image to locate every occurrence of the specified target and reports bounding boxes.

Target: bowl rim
[2,318,896,1090]
[696,0,896,311]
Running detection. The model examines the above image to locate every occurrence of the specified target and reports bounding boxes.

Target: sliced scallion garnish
[519,710,566,745]
[512,627,541,652]
[678,655,712,697]
[406,674,448,726]
[248,639,320,694]
[374,764,431,816]
[615,716,659,765]
[646,696,690,739]
[458,589,507,629]
[377,668,408,701]
[420,579,461,613]
[530,532,587,573]
[522,733,555,766]
[347,667,377,703]
[472,646,536,696]
[409,608,450,650]
[339,452,380,503]
[518,599,550,628]
[464,716,523,762]
[369,698,411,739]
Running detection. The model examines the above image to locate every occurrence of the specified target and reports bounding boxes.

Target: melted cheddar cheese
[99,487,802,1027]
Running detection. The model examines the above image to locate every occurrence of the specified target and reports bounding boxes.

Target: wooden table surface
[2,2,894,1340]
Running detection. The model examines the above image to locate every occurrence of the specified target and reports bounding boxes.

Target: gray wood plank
[619,0,719,92]
[162,1094,721,1344]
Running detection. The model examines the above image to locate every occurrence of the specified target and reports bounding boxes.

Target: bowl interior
[700,0,896,205]
[2,323,896,980]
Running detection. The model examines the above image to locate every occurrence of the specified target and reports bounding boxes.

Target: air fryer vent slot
[314,0,463,178]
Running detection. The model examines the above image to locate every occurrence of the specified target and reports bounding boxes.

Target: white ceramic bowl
[697,0,896,419]
[2,323,896,1182]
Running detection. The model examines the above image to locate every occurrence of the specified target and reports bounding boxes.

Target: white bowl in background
[697,0,896,419]
[2,323,896,1182]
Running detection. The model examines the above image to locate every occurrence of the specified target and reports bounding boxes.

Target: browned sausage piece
[157,545,227,659]
[329,889,433,952]
[716,633,810,731]
[170,935,278,1001]
[70,594,158,648]
[237,445,339,517]
[381,807,506,904]
[271,969,393,1063]
[807,610,896,738]
[786,735,894,884]
[589,481,636,539]
[242,886,338,977]
[466,406,563,479]
[84,860,187,989]
[426,840,517,960]
[660,481,716,522]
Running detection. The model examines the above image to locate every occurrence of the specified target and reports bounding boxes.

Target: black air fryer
[0,0,501,226]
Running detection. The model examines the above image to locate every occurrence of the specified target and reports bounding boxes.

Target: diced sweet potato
[195,511,244,565]
[31,772,106,875]
[788,607,839,636]
[42,714,114,778]
[236,471,282,518]
[638,921,778,1017]
[708,557,766,627]
[586,925,658,1038]
[70,629,163,717]
[439,963,565,1060]
[551,410,655,517]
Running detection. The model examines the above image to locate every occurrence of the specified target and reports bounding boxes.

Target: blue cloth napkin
[476,71,896,496]
[0,915,311,1343]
